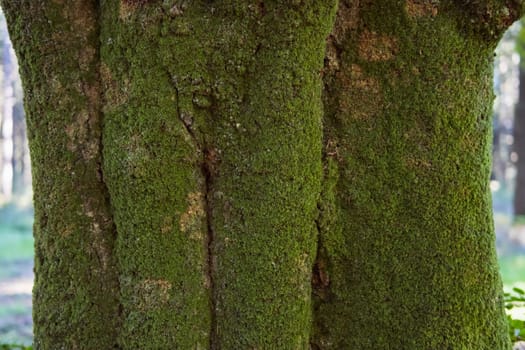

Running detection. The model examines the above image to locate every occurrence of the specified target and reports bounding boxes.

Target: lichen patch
[179,191,206,240]
[405,0,438,18]
[295,252,311,298]
[332,1,360,44]
[65,110,99,160]
[324,40,340,72]
[119,1,136,20]
[404,157,432,170]
[119,0,155,20]
[100,63,129,110]
[358,30,398,62]
[81,201,113,271]
[137,279,172,310]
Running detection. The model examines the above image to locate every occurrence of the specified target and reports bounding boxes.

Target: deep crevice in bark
[312,210,330,300]
[96,95,124,350]
[173,77,218,348]
[202,147,218,350]
[95,4,123,347]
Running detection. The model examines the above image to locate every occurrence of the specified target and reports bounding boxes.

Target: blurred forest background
[0,9,34,346]
[0,11,524,347]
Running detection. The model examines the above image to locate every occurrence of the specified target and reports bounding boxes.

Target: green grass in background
[0,344,32,350]
[0,203,34,348]
[0,304,30,319]
[0,232,32,264]
[500,254,525,286]
[0,202,33,267]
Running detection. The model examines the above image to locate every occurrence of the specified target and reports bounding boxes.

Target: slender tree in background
[1,1,522,349]
[515,18,525,219]
[0,12,30,201]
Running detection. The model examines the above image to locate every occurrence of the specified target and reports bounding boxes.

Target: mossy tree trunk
[1,1,522,349]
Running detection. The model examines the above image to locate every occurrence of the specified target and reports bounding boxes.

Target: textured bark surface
[1,0,522,349]
[314,1,516,348]
[1,1,121,349]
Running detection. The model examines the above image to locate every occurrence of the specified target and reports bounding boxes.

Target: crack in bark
[202,149,218,350]
[312,189,331,302]
[172,79,218,349]
[94,4,123,348]
[173,81,202,149]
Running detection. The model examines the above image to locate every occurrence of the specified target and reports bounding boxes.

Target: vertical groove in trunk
[98,1,339,346]
[175,77,219,347]
[313,1,511,348]
[202,147,217,350]
[100,2,212,348]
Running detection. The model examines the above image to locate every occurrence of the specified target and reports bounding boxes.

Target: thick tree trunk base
[1,0,518,348]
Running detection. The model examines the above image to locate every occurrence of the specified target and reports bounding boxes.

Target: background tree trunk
[2,0,521,349]
[514,19,525,219]
[514,68,525,217]
[0,12,30,200]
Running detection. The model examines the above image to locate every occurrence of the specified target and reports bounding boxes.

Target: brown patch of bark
[179,191,206,241]
[137,279,172,310]
[405,0,438,18]
[337,64,383,119]
[100,63,129,110]
[358,30,398,62]
[332,0,360,44]
[323,0,360,75]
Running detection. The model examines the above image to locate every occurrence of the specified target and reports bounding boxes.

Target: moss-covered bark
[313,1,519,349]
[99,1,336,347]
[99,2,214,347]
[0,1,121,348]
[202,3,336,348]
[2,0,522,348]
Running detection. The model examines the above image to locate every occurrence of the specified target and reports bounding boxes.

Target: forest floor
[0,203,34,346]
[0,259,32,346]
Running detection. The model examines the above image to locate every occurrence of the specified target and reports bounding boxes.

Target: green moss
[1,1,122,348]
[314,1,510,348]
[198,3,338,348]
[98,1,340,347]
[4,0,516,348]
[100,2,211,348]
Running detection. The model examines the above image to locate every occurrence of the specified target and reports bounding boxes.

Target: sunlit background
[0,9,33,346]
[1,11,525,347]
[494,20,525,283]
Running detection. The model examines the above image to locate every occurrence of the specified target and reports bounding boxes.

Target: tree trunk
[1,1,520,349]
[314,1,515,348]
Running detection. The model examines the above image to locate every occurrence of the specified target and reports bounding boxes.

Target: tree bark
[314,1,516,348]
[1,1,121,349]
[1,0,521,349]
